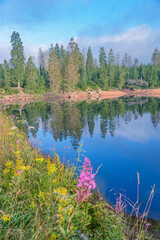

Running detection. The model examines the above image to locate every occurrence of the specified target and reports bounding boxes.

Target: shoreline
[2,88,160,105]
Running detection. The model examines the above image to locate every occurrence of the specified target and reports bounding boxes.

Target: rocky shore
[2,88,160,105]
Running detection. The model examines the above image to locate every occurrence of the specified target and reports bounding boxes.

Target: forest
[0,31,160,94]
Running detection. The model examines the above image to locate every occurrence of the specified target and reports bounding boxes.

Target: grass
[0,100,153,240]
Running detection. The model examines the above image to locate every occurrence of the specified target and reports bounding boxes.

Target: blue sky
[0,0,160,63]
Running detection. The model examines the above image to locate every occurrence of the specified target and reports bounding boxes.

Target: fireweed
[75,156,96,204]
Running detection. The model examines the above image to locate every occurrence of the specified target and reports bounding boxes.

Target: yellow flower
[3,169,10,174]
[13,151,21,155]
[25,166,30,170]
[36,157,44,162]
[29,201,36,209]
[16,159,23,167]
[2,214,11,222]
[21,165,30,171]
[68,208,72,216]
[38,191,45,200]
[5,161,12,168]
[48,163,56,174]
[7,132,14,135]
[54,187,67,195]
[53,179,58,184]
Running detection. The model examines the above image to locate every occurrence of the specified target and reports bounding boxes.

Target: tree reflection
[7,97,160,147]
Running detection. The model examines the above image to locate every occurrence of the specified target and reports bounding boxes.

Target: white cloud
[116,114,160,143]
[77,24,160,63]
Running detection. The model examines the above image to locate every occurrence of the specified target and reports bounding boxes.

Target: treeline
[0,31,160,93]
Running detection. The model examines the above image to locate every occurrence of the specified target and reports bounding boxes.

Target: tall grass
[0,100,153,239]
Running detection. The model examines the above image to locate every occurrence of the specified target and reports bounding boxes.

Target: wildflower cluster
[75,156,96,204]
[3,151,30,180]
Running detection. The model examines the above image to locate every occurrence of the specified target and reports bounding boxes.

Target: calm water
[8,97,160,219]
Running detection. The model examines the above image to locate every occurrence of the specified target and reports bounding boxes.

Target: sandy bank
[2,88,160,105]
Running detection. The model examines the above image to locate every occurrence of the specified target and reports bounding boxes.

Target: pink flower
[75,156,96,204]
[16,140,20,143]
[17,170,23,175]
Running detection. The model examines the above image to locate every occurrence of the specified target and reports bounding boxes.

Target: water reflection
[7,97,160,148]
[6,97,160,219]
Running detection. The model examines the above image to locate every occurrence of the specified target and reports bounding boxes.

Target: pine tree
[138,64,145,81]
[149,66,159,88]
[132,67,138,80]
[63,51,78,92]
[122,53,128,68]
[86,46,94,83]
[63,38,81,91]
[60,45,66,79]
[152,47,160,66]
[80,69,87,90]
[115,52,121,66]
[92,59,99,86]
[67,37,81,74]
[48,49,62,92]
[54,43,60,60]
[37,75,46,92]
[99,47,108,89]
[60,45,66,59]
[115,65,124,89]
[3,59,11,89]
[24,56,38,92]
[134,58,139,67]
[108,48,115,88]
[10,31,25,87]
[0,64,4,88]
[79,48,87,90]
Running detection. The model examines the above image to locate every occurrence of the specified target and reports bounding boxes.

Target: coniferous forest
[0,31,160,94]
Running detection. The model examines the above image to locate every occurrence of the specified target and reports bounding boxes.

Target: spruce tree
[24,56,38,93]
[10,31,25,87]
[60,45,66,79]
[37,75,46,92]
[152,47,160,66]
[68,37,81,74]
[64,51,78,92]
[99,47,108,89]
[86,46,94,83]
[54,43,60,60]
[149,66,159,88]
[3,59,11,89]
[48,49,62,92]
[63,38,81,91]
[115,66,125,89]
[60,45,66,59]
[108,48,115,88]
[0,64,4,88]
[79,49,87,90]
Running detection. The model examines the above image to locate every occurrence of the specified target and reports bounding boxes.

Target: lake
[8,97,160,219]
